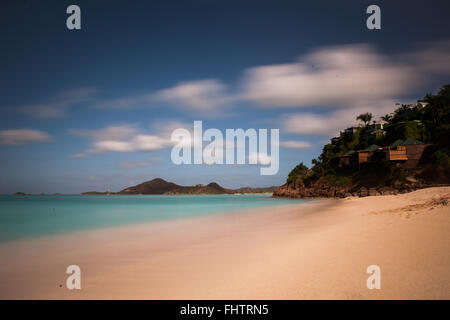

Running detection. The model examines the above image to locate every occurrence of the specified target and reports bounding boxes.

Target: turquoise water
[0,194,303,243]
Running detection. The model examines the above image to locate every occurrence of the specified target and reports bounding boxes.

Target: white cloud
[93,140,137,152]
[281,100,396,137]
[282,112,350,136]
[69,122,189,157]
[279,140,313,149]
[0,129,52,145]
[129,135,169,151]
[69,125,139,141]
[95,79,232,116]
[58,40,450,122]
[16,88,96,119]
[153,79,232,112]
[87,40,450,119]
[240,44,418,108]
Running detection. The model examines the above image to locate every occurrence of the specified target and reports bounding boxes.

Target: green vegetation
[287,162,309,185]
[286,84,450,188]
[356,112,373,126]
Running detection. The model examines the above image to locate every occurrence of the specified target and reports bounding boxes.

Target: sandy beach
[0,187,449,299]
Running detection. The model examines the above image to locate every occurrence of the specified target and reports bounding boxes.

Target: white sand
[0,187,449,299]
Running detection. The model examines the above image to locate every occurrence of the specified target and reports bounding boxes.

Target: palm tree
[356,112,373,126]
[381,114,392,122]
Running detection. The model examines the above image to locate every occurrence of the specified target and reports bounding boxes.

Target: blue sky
[1,0,449,193]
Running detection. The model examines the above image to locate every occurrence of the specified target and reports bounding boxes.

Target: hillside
[274,84,450,198]
[82,179,275,195]
[118,178,180,194]
[163,182,232,195]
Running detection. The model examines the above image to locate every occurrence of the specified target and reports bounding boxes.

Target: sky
[0,0,449,194]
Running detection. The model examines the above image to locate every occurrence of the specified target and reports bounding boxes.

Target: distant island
[82,178,277,195]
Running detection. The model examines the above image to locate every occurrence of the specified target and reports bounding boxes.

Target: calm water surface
[0,194,306,242]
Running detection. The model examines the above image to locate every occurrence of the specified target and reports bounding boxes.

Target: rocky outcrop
[273,183,351,198]
[273,183,429,199]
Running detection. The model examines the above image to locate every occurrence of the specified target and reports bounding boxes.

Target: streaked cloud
[0,129,52,145]
[69,125,139,141]
[279,140,313,149]
[94,79,232,116]
[91,41,450,118]
[69,121,191,157]
[240,44,418,108]
[281,100,396,137]
[16,88,96,119]
[89,134,169,153]
[153,79,231,111]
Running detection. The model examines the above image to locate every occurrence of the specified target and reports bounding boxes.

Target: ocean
[0,194,304,243]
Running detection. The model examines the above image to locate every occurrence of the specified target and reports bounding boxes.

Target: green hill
[118,178,180,194]
[275,84,450,198]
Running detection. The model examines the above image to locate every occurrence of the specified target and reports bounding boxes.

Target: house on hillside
[344,125,363,135]
[416,100,429,108]
[357,144,381,167]
[339,144,383,168]
[368,120,388,131]
[383,138,428,168]
[330,137,340,145]
[366,119,388,140]
[384,120,424,142]
[339,150,357,167]
[384,139,408,163]
[339,135,429,169]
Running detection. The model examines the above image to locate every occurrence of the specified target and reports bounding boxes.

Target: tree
[287,162,309,185]
[381,114,392,122]
[356,112,373,126]
[423,84,450,147]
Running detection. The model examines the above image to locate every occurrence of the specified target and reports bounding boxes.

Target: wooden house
[339,150,357,167]
[383,138,427,168]
[357,144,381,167]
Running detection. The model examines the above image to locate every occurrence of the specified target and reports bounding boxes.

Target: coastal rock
[273,183,425,199]
[359,187,368,197]
[378,187,394,195]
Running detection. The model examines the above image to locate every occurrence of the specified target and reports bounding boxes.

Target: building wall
[405,144,428,168]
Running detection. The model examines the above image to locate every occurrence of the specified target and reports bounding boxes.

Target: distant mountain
[82,178,277,195]
[164,182,232,195]
[81,191,114,195]
[118,178,180,195]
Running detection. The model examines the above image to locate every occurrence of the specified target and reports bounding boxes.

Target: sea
[0,194,305,243]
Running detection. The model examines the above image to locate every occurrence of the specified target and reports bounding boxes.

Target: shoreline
[0,195,302,245]
[0,198,311,246]
[0,187,449,299]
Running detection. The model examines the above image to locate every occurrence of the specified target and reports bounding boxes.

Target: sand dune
[0,187,449,299]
